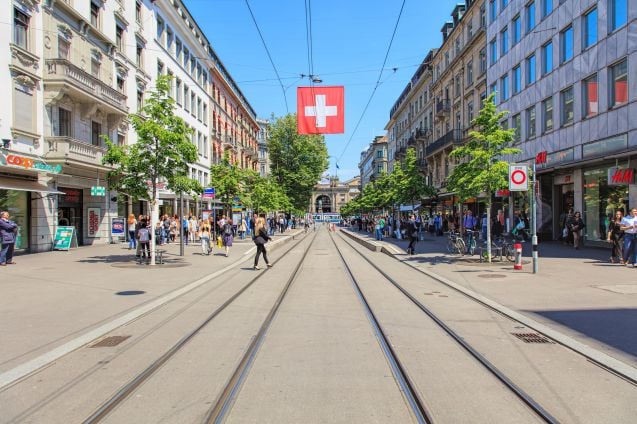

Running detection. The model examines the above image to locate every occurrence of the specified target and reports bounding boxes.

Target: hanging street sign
[203,187,216,199]
[508,164,528,191]
[91,186,106,196]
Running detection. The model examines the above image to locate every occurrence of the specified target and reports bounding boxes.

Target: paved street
[1,227,636,423]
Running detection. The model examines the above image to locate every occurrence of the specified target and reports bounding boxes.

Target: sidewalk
[344,228,637,369]
[0,231,299,385]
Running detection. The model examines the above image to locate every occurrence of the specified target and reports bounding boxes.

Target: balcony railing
[45,59,127,113]
[425,129,463,156]
[416,158,427,168]
[407,136,416,146]
[415,128,432,141]
[222,135,237,150]
[435,99,451,116]
[44,136,109,168]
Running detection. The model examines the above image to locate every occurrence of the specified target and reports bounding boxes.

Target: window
[526,106,536,138]
[183,48,189,68]
[117,76,125,93]
[512,113,521,141]
[166,27,173,51]
[445,52,450,68]
[91,121,102,146]
[376,149,383,159]
[191,92,196,116]
[175,39,182,60]
[184,86,189,112]
[526,54,536,84]
[157,60,164,77]
[13,8,28,49]
[480,3,487,27]
[203,104,208,125]
[490,82,498,103]
[490,38,497,64]
[542,0,552,18]
[204,136,208,158]
[90,2,100,28]
[489,0,497,22]
[583,7,597,48]
[135,1,142,23]
[176,79,182,104]
[501,75,509,101]
[116,25,124,51]
[197,98,202,120]
[561,86,574,126]
[560,26,573,63]
[609,59,628,107]
[58,108,72,137]
[501,27,508,55]
[156,17,164,41]
[137,90,144,110]
[58,37,70,60]
[582,73,598,118]
[513,65,521,94]
[455,38,461,56]
[513,15,521,44]
[136,44,143,67]
[542,97,553,133]
[502,0,509,8]
[526,1,536,33]
[455,75,461,98]
[467,19,474,40]
[91,59,100,79]
[479,48,487,73]
[468,101,474,123]
[466,61,473,85]
[609,0,627,32]
[542,41,553,75]
[167,70,174,98]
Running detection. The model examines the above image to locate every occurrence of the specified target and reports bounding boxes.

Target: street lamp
[300,74,323,84]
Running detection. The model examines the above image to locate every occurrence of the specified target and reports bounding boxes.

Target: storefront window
[0,190,29,250]
[583,167,629,241]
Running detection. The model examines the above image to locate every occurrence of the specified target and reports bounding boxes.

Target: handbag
[562,227,568,238]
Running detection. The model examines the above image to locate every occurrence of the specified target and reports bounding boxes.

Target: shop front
[0,188,29,251]
[58,187,83,245]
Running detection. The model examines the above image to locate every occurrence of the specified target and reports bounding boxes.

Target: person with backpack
[253,217,273,270]
[136,222,151,261]
[182,216,189,245]
[221,218,235,257]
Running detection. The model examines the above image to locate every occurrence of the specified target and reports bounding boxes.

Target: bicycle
[446,230,465,255]
[464,229,478,255]
[492,234,516,262]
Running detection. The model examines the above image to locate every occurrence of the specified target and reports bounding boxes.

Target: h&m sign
[608,167,635,185]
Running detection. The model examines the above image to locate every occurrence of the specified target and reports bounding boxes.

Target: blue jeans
[128,230,136,248]
[1,243,15,264]
[623,234,637,264]
[375,228,383,240]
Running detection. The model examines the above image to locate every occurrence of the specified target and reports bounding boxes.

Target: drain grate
[511,333,553,344]
[89,335,131,348]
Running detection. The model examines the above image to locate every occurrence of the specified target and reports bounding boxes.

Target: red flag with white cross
[297,86,345,134]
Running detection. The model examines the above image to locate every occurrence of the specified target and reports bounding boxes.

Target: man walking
[620,208,637,267]
[405,214,418,255]
[0,211,18,266]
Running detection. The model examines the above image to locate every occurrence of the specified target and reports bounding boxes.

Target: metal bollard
[514,243,523,270]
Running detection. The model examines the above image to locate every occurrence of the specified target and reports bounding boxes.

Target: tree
[242,174,291,215]
[447,93,521,262]
[209,150,244,217]
[397,148,435,211]
[268,114,329,211]
[103,75,200,265]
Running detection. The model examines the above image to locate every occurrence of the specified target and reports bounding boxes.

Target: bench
[478,245,503,262]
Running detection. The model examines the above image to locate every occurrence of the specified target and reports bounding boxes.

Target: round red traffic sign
[511,169,527,185]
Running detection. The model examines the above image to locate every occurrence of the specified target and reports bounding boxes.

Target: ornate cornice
[16,0,41,13]
[10,44,40,71]
[57,24,73,40]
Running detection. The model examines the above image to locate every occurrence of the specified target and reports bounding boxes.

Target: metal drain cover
[511,333,553,344]
[478,274,506,278]
[89,335,131,348]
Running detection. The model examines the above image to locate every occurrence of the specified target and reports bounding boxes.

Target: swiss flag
[297,86,344,134]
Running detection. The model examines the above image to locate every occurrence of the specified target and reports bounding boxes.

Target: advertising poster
[88,207,101,238]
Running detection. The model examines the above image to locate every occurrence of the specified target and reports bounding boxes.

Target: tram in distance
[309,213,342,223]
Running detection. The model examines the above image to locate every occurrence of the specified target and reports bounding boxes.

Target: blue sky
[184,0,460,180]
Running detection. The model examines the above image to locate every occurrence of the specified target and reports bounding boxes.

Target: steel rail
[204,230,320,424]
[82,232,313,424]
[329,233,433,424]
[336,231,559,424]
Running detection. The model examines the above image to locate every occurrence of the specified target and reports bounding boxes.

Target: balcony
[435,99,451,117]
[222,135,237,150]
[425,129,463,156]
[415,128,432,141]
[416,158,427,168]
[44,136,110,169]
[407,136,417,146]
[45,59,127,114]
[243,145,257,158]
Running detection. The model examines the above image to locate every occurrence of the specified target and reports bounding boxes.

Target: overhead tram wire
[305,0,315,84]
[337,0,407,163]
[244,0,289,113]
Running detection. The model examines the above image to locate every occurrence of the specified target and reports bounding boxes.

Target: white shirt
[621,215,637,234]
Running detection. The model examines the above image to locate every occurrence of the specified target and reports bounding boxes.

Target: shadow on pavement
[530,308,637,360]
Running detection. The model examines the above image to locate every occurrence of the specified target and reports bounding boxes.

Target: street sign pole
[531,161,538,274]
[179,192,184,257]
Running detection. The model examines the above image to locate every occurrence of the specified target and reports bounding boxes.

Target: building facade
[0,0,260,253]
[310,176,360,214]
[488,0,636,241]
[257,118,270,177]
[359,135,388,191]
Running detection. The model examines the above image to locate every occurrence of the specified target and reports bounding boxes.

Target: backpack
[138,228,150,242]
[224,224,233,235]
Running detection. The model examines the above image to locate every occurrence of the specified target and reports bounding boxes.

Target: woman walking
[221,219,234,257]
[570,212,586,249]
[239,217,247,240]
[127,214,137,250]
[200,221,211,255]
[607,210,624,263]
[253,217,272,270]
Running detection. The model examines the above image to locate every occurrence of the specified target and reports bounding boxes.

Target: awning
[0,177,65,194]
[399,204,421,212]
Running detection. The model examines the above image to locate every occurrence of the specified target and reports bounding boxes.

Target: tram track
[81,230,318,424]
[332,231,559,423]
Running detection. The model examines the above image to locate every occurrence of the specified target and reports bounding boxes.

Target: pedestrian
[374,217,383,240]
[0,211,19,266]
[135,214,144,257]
[182,215,189,245]
[561,208,574,245]
[127,213,137,250]
[607,210,624,264]
[170,215,178,242]
[253,217,272,270]
[481,212,488,240]
[162,215,170,245]
[569,211,586,249]
[154,222,162,246]
[434,213,442,236]
[221,218,234,257]
[620,208,637,267]
[279,215,285,233]
[189,216,198,243]
[200,221,211,255]
[136,221,151,261]
[405,214,418,255]
[239,217,247,240]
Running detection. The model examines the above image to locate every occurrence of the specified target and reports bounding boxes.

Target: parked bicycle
[446,230,466,255]
[464,229,478,255]
[491,234,516,262]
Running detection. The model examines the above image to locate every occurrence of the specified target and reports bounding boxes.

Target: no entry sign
[509,164,528,191]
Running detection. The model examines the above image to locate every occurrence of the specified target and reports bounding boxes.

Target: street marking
[0,235,295,390]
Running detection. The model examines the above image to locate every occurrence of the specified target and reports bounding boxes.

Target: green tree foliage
[447,93,521,261]
[396,148,434,208]
[242,173,291,214]
[268,114,329,211]
[209,150,244,217]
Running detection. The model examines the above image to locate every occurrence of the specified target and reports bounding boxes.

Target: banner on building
[88,207,101,238]
[297,86,344,134]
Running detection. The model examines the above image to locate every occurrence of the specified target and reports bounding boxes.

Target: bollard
[514,243,523,270]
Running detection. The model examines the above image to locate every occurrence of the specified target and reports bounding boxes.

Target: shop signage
[535,151,547,165]
[608,167,635,185]
[91,186,106,196]
[553,174,574,185]
[509,164,528,191]
[2,153,62,174]
[60,188,81,204]
[88,207,100,238]
[202,210,213,220]
[111,217,125,236]
[496,189,511,197]
[53,226,78,251]
[232,205,243,212]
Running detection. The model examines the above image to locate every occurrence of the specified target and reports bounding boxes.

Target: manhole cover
[478,274,506,278]
[511,333,553,344]
[89,335,131,348]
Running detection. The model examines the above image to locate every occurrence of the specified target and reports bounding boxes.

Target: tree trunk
[486,198,492,263]
[150,199,159,266]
